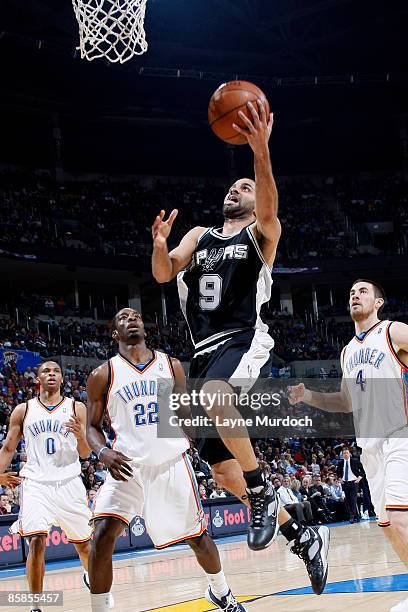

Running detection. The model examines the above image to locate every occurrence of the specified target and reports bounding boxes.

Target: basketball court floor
[0,521,406,611]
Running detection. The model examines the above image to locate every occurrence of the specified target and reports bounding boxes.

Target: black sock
[279,518,307,542]
[243,467,264,489]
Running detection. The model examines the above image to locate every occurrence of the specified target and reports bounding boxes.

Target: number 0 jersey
[177,223,273,353]
[342,320,408,449]
[106,350,189,465]
[20,397,81,482]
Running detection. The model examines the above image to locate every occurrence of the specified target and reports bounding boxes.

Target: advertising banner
[0,349,42,373]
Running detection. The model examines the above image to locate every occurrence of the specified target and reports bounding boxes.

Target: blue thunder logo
[345,347,386,375]
[116,379,157,404]
[26,419,70,437]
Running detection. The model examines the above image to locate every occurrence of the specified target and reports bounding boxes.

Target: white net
[72,0,148,64]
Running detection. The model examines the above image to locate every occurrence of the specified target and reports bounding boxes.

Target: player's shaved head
[37,360,62,375]
[110,308,142,333]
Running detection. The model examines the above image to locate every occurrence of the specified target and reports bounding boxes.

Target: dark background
[1,0,407,177]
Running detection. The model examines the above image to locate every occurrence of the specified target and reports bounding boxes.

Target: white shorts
[11,476,93,542]
[361,437,408,526]
[92,453,206,548]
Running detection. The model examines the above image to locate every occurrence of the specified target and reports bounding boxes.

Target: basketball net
[72,0,148,64]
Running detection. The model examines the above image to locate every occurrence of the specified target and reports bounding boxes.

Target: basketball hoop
[72,0,148,64]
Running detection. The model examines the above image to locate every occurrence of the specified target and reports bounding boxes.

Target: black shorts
[189,328,274,466]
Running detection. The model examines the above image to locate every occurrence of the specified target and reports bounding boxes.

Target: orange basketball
[208,80,270,145]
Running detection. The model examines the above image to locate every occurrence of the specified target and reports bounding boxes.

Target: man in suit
[337,448,364,522]
[277,476,314,525]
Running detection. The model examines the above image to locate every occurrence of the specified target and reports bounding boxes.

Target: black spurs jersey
[177,223,272,352]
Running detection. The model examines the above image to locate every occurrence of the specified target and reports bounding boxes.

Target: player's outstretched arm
[0,403,25,482]
[151,210,205,283]
[288,377,352,413]
[232,99,281,266]
[64,402,91,459]
[86,364,133,481]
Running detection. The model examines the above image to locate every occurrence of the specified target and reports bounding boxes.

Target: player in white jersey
[86,308,248,612]
[289,279,408,612]
[0,361,94,612]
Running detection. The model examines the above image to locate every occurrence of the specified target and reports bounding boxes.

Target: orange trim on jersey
[154,524,207,549]
[22,401,30,428]
[182,453,202,514]
[105,359,115,408]
[402,371,408,425]
[36,396,65,414]
[105,360,117,449]
[67,534,93,543]
[117,351,157,375]
[385,323,408,425]
[354,320,383,344]
[385,505,408,509]
[165,354,175,381]
[91,512,129,525]
[386,322,408,372]
[18,529,48,537]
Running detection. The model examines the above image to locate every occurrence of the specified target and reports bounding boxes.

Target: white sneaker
[390,597,408,611]
[361,511,370,520]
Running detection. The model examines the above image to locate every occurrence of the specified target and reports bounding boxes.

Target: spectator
[198,484,207,501]
[337,448,364,523]
[0,493,12,514]
[325,475,346,520]
[210,486,227,499]
[87,489,97,510]
[278,476,314,525]
[94,461,107,483]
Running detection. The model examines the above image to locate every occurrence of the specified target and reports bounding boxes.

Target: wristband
[97,446,109,461]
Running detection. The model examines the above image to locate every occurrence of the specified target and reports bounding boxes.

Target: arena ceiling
[3,1,407,82]
[1,1,407,175]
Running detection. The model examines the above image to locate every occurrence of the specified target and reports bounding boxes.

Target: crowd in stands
[193,437,374,524]
[335,175,408,255]
[0,354,374,525]
[6,170,407,264]
[0,299,342,363]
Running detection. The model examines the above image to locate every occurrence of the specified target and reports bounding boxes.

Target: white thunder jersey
[342,320,408,449]
[107,350,189,465]
[20,397,81,482]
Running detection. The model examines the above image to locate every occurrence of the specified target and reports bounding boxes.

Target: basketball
[208,80,270,145]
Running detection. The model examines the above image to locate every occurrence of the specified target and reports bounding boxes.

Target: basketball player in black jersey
[152,100,330,594]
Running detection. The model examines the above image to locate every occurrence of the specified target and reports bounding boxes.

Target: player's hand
[100,448,133,481]
[64,415,86,441]
[152,209,178,245]
[232,99,273,153]
[287,383,306,405]
[0,472,21,487]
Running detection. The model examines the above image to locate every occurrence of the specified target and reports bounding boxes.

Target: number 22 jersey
[106,350,189,465]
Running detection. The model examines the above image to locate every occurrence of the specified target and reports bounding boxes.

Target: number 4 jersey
[21,397,81,482]
[177,223,273,353]
[342,320,408,448]
[106,350,189,465]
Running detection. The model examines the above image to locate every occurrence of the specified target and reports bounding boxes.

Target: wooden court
[1,521,407,611]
